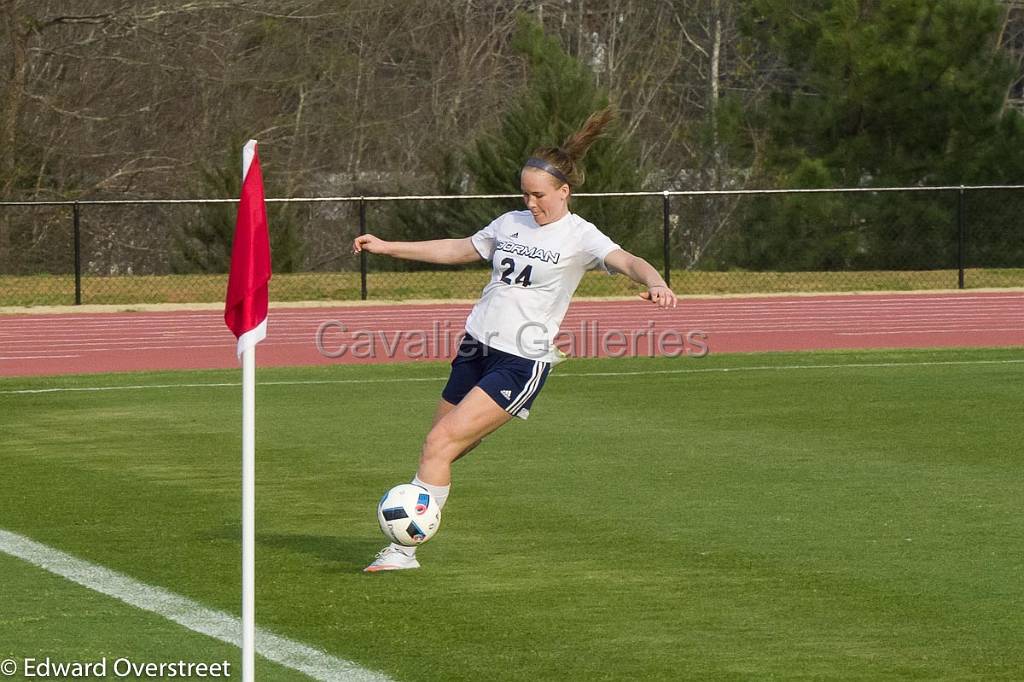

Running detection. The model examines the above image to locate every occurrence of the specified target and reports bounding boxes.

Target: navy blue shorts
[441,334,551,420]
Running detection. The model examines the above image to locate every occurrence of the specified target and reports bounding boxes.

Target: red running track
[1,291,1022,377]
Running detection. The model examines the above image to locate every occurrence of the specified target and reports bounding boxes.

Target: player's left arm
[603,249,678,309]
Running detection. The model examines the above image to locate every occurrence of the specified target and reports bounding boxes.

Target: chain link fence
[1,186,1022,307]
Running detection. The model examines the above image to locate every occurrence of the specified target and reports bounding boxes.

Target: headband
[524,157,571,186]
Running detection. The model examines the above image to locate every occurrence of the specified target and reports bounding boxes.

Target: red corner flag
[225,140,271,358]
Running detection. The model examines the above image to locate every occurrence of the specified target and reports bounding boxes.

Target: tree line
[2,0,1024,276]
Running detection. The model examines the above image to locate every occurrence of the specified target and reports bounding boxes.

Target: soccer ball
[376,483,442,546]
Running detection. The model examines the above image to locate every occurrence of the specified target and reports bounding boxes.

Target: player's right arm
[352,235,482,265]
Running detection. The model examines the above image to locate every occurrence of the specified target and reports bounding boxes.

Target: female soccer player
[354,109,677,571]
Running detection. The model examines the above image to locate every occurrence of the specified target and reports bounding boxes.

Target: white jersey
[465,210,620,361]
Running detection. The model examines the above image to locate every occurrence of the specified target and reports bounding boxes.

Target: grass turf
[0,553,310,681]
[1,348,1022,680]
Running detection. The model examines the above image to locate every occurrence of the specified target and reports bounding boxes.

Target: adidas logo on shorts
[500,389,512,399]
[510,232,518,238]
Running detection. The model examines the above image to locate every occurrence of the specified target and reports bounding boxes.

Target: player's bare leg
[418,388,512,486]
[365,390,511,572]
[431,398,483,463]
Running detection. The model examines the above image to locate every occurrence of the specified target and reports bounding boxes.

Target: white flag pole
[242,344,256,682]
[240,138,258,682]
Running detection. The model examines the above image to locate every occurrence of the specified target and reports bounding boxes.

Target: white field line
[2,358,1023,396]
[836,327,1024,336]
[323,303,1024,318]
[2,317,1020,346]
[11,290,1024,311]
[0,377,446,394]
[1,335,327,349]
[0,355,81,360]
[0,343,234,355]
[3,305,1021,334]
[0,529,393,682]
[700,324,1024,334]
[4,311,1022,342]
[4,301,1020,329]
[4,317,1022,348]
[3,321,1021,356]
[7,306,1018,330]
[2,325,1022,360]
[2,309,1021,335]
[2,295,1021,327]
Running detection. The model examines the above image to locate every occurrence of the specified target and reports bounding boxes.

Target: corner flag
[225,140,271,358]
[224,139,269,682]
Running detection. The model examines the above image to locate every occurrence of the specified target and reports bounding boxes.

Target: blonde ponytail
[562,107,615,163]
[526,107,616,189]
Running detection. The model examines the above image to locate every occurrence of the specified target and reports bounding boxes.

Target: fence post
[358,198,368,301]
[73,201,82,305]
[957,185,965,290]
[662,191,671,288]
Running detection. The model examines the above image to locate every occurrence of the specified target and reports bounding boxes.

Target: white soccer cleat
[363,546,420,572]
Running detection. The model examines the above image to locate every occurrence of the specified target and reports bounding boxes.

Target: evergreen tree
[173,142,304,274]
[715,0,1024,271]
[386,16,656,266]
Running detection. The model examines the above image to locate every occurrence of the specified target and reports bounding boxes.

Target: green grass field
[2,348,1023,680]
